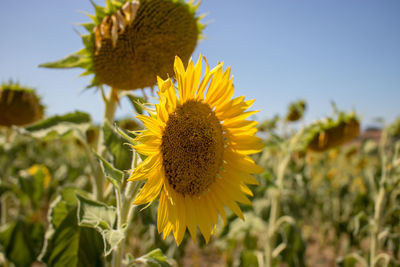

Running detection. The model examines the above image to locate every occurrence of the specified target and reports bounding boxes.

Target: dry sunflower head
[285,99,306,122]
[41,0,204,90]
[0,82,44,127]
[305,112,360,152]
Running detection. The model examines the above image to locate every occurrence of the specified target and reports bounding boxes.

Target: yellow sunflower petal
[195,59,223,100]
[211,182,244,220]
[216,177,252,206]
[173,192,186,246]
[157,190,168,234]
[174,56,186,102]
[222,110,259,128]
[225,150,264,174]
[184,195,198,243]
[133,172,164,205]
[208,189,227,225]
[137,115,164,135]
[193,196,212,243]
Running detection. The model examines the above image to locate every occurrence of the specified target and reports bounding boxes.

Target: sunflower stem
[104,88,119,123]
[263,129,302,267]
[112,152,142,267]
[370,131,388,266]
[95,87,120,201]
[78,134,105,201]
[1,127,14,225]
[264,153,290,267]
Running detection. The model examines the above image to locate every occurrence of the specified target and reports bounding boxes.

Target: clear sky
[1,0,399,127]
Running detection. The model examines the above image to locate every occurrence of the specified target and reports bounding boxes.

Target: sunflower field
[1,1,399,267]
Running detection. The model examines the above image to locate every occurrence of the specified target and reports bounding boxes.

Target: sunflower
[40,0,204,90]
[128,55,264,245]
[285,99,306,122]
[305,112,360,152]
[0,82,44,127]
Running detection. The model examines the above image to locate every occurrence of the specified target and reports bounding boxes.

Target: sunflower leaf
[23,111,91,140]
[76,194,116,230]
[0,220,45,267]
[134,249,171,267]
[95,152,124,190]
[76,194,126,256]
[103,121,132,171]
[39,190,104,267]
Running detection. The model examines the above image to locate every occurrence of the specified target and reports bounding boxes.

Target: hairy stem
[112,152,142,267]
[370,132,388,266]
[265,153,291,267]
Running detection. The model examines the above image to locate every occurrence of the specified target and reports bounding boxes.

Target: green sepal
[39,52,88,69]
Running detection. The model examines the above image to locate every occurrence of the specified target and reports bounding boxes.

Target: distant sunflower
[0,82,44,127]
[305,112,360,152]
[40,0,203,90]
[129,55,264,245]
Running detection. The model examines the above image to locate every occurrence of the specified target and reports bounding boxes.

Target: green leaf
[39,52,88,69]
[76,194,126,256]
[0,220,45,267]
[40,203,104,267]
[239,250,259,267]
[77,194,116,230]
[24,111,91,139]
[126,94,146,115]
[134,249,171,267]
[95,153,124,190]
[102,228,126,256]
[103,121,132,170]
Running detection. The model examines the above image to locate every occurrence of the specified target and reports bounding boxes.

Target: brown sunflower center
[161,100,224,196]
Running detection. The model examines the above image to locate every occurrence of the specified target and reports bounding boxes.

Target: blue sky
[1,0,399,127]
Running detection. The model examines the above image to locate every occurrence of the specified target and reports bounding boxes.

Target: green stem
[1,128,12,225]
[104,88,119,123]
[265,154,290,267]
[370,132,388,267]
[94,87,120,201]
[111,152,142,267]
[80,137,105,201]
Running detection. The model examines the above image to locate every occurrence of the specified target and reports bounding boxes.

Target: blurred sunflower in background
[129,55,264,245]
[306,112,360,152]
[41,0,204,90]
[285,99,307,122]
[0,82,44,127]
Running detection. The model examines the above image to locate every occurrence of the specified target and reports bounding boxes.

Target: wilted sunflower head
[128,55,264,245]
[285,99,306,122]
[0,82,44,127]
[304,112,360,152]
[41,0,204,90]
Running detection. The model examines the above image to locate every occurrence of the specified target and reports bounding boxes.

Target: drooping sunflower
[304,111,360,152]
[285,99,306,122]
[40,0,204,90]
[128,55,264,245]
[0,82,44,127]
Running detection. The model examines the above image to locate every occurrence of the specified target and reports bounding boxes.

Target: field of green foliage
[1,1,400,267]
